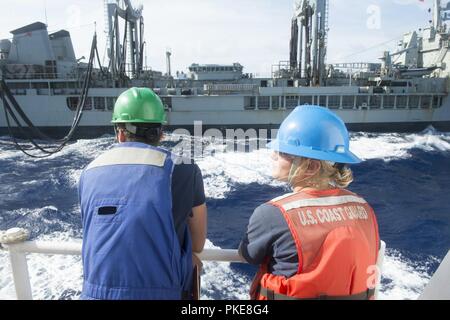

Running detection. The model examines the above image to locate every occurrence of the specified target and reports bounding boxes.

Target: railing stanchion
[9,248,33,300]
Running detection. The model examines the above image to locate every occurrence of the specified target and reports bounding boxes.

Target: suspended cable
[0,33,98,158]
[328,34,404,63]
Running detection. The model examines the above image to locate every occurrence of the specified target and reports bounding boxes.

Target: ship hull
[2,86,450,139]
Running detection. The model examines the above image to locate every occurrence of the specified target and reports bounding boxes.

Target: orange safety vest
[251,189,380,300]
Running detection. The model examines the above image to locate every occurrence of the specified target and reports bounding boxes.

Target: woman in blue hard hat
[239,105,380,300]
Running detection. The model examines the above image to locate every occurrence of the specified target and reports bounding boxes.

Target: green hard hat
[112,87,167,124]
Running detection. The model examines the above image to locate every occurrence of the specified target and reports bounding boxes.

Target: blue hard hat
[267,105,361,164]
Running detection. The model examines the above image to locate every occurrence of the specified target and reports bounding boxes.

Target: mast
[166,49,172,77]
[433,0,442,30]
[290,18,299,72]
[293,0,328,86]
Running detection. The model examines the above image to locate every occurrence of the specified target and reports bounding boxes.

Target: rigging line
[0,81,55,142]
[61,35,96,137]
[60,34,97,143]
[0,33,97,158]
[70,38,94,127]
[121,10,128,76]
[0,34,96,144]
[102,41,108,69]
[96,44,107,76]
[328,34,404,63]
[1,89,62,152]
[3,111,57,159]
[0,34,94,146]
[1,93,58,157]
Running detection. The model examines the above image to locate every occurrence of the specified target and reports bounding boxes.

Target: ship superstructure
[1,0,450,138]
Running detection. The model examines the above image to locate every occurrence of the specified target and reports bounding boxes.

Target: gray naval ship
[1,0,450,138]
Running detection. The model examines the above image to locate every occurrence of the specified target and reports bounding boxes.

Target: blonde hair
[288,157,354,189]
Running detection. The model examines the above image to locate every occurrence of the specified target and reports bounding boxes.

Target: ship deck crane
[105,0,144,79]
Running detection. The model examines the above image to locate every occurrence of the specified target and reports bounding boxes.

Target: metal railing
[1,228,385,300]
[0,229,247,300]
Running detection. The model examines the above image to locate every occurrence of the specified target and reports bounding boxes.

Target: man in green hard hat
[79,87,207,300]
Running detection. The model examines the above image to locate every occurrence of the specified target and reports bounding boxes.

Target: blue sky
[0,0,440,76]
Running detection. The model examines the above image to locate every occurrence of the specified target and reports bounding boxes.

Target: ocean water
[0,128,449,300]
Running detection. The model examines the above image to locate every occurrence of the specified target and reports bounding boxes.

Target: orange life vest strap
[259,287,376,300]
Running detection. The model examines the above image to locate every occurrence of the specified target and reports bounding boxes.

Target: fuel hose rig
[0,33,99,159]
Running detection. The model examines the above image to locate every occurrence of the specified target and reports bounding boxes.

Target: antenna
[166,48,172,77]
[44,0,48,27]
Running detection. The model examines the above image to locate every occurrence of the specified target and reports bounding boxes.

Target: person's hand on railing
[193,253,203,273]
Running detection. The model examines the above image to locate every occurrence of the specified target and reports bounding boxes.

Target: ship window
[32,82,50,95]
[7,82,28,95]
[421,96,432,109]
[396,96,407,109]
[342,96,354,109]
[94,97,106,110]
[318,96,327,107]
[433,96,442,108]
[258,96,270,109]
[356,96,369,108]
[8,82,29,89]
[383,95,395,109]
[67,97,79,111]
[272,96,280,110]
[300,95,313,106]
[409,96,420,109]
[107,97,116,111]
[50,82,67,89]
[51,82,67,95]
[244,96,256,110]
[328,96,340,109]
[83,97,92,110]
[371,95,382,109]
[8,82,29,96]
[286,96,299,109]
[31,82,49,89]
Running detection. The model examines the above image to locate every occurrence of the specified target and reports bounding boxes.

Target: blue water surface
[1,130,450,299]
